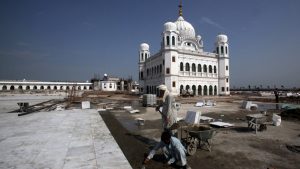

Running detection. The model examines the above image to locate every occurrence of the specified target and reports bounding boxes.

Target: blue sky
[0,0,299,88]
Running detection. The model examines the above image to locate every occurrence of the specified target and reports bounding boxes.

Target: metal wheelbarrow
[182,125,216,155]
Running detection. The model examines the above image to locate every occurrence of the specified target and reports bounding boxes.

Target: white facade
[0,80,92,91]
[100,81,117,92]
[138,7,230,96]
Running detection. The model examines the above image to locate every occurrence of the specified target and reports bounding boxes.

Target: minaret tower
[138,43,150,94]
[216,34,230,95]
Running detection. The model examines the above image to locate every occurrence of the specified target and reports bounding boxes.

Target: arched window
[83,86,87,90]
[192,63,196,72]
[33,86,37,90]
[172,36,175,46]
[54,86,57,90]
[145,53,147,60]
[198,85,202,95]
[192,85,196,95]
[41,86,45,90]
[216,47,219,54]
[204,85,208,95]
[180,62,183,71]
[26,86,30,90]
[18,86,23,90]
[2,86,7,90]
[146,86,149,94]
[180,85,184,94]
[197,64,202,72]
[226,46,228,54]
[203,64,207,72]
[214,85,217,95]
[221,46,224,54]
[185,63,190,71]
[47,86,51,90]
[214,66,217,73]
[209,65,212,73]
[209,85,213,95]
[160,64,162,73]
[60,86,64,90]
[10,86,15,90]
[166,36,170,46]
[141,53,144,61]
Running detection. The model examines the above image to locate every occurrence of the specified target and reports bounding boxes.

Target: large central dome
[174,16,195,39]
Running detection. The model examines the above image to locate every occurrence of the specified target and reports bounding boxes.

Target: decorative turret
[216,34,230,95]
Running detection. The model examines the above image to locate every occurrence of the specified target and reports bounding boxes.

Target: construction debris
[242,101,258,110]
[129,109,140,114]
[135,118,145,126]
[210,121,234,128]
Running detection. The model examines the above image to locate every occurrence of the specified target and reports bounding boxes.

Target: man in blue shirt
[143,131,191,169]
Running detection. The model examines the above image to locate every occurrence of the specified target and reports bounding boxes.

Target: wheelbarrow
[181,125,216,155]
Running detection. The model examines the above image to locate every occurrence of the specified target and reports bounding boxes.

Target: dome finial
[178,0,183,16]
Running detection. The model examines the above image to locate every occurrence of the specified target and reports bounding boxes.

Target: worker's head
[161,131,171,144]
[157,85,168,98]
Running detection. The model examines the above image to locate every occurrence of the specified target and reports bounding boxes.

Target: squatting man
[143,85,191,168]
[143,131,191,169]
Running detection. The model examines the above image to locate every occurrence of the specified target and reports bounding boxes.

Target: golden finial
[178,0,183,16]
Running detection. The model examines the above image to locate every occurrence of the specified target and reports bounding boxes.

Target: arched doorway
[18,86,23,90]
[214,85,217,95]
[180,85,184,95]
[66,86,69,90]
[54,86,57,90]
[209,85,213,95]
[2,86,7,90]
[33,86,37,90]
[47,86,51,90]
[204,85,208,95]
[192,85,196,95]
[198,85,202,95]
[26,86,30,90]
[41,86,44,90]
[10,86,15,90]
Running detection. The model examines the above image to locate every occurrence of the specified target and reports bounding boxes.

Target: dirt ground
[98,95,300,169]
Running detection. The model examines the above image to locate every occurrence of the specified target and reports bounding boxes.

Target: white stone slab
[185,111,201,124]
[195,102,204,107]
[0,109,132,169]
[129,109,140,114]
[81,101,90,109]
[210,121,234,127]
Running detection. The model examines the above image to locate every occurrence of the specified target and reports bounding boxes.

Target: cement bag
[272,113,281,126]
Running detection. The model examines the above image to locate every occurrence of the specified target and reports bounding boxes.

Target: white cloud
[200,17,224,30]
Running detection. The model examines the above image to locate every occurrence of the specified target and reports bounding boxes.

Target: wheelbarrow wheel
[187,138,198,156]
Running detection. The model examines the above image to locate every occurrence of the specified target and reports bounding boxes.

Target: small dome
[164,22,177,31]
[174,16,196,38]
[140,43,149,51]
[196,35,202,41]
[216,34,228,43]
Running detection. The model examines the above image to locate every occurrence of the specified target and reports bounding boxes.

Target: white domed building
[138,2,230,96]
